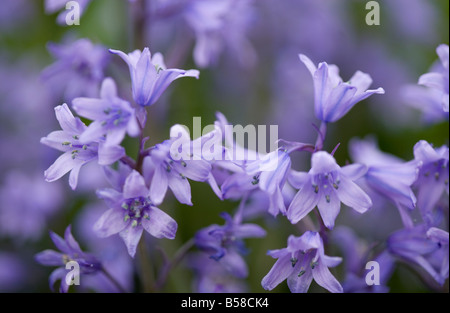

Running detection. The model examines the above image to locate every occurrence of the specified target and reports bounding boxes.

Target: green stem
[137,238,155,293]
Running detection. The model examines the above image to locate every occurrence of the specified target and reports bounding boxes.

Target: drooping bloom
[109,47,199,107]
[45,0,92,25]
[145,124,218,206]
[72,77,140,146]
[41,38,109,101]
[41,104,124,189]
[35,225,102,293]
[387,224,447,286]
[195,212,266,278]
[427,227,449,281]
[287,151,372,229]
[299,54,384,123]
[188,252,248,293]
[413,140,449,217]
[419,44,449,112]
[262,231,343,293]
[41,103,98,190]
[94,170,177,257]
[349,137,421,212]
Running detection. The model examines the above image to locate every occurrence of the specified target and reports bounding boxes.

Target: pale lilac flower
[188,253,248,293]
[45,0,91,25]
[195,212,266,278]
[388,224,447,286]
[401,84,449,123]
[35,225,102,293]
[349,137,421,211]
[72,77,140,146]
[145,124,215,206]
[262,231,343,293]
[94,170,177,257]
[109,47,199,107]
[413,140,449,216]
[287,151,372,229]
[419,44,449,112]
[244,149,292,217]
[42,38,109,101]
[41,104,124,189]
[427,227,449,281]
[299,54,385,123]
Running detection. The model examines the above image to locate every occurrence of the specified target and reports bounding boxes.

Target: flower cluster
[18,1,447,294]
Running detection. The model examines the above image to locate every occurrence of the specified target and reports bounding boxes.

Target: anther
[325,195,330,203]
[290,258,298,267]
[124,215,130,222]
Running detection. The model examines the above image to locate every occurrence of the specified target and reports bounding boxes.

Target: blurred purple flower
[427,227,449,281]
[0,171,63,241]
[287,151,372,229]
[332,227,395,293]
[109,47,199,107]
[72,77,140,146]
[299,54,384,123]
[188,252,248,293]
[183,0,257,68]
[401,84,449,123]
[262,231,343,293]
[41,38,109,102]
[195,211,266,278]
[419,44,449,112]
[387,224,447,286]
[349,137,421,212]
[0,253,27,292]
[35,225,102,293]
[413,140,449,217]
[94,170,177,257]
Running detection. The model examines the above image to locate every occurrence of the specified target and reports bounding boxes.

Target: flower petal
[123,170,148,199]
[98,143,125,166]
[312,261,343,293]
[219,250,248,279]
[141,206,177,239]
[287,268,313,293]
[168,174,193,205]
[119,225,143,258]
[261,254,295,291]
[35,250,64,266]
[336,176,372,214]
[287,180,319,224]
[93,208,128,238]
[149,165,169,205]
[317,190,341,230]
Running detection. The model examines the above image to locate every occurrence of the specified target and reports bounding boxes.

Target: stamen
[325,195,330,203]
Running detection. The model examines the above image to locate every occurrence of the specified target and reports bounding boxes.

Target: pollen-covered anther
[290,257,298,267]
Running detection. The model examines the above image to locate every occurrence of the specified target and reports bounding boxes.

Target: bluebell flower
[413,140,449,216]
[299,54,384,123]
[349,137,421,212]
[35,225,102,293]
[188,252,248,293]
[42,38,109,101]
[387,224,447,286]
[427,227,449,281]
[419,44,449,112]
[195,212,266,278]
[287,151,372,229]
[109,47,199,107]
[41,104,124,189]
[72,77,140,146]
[94,170,177,257]
[245,149,292,216]
[145,124,216,206]
[262,231,343,293]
